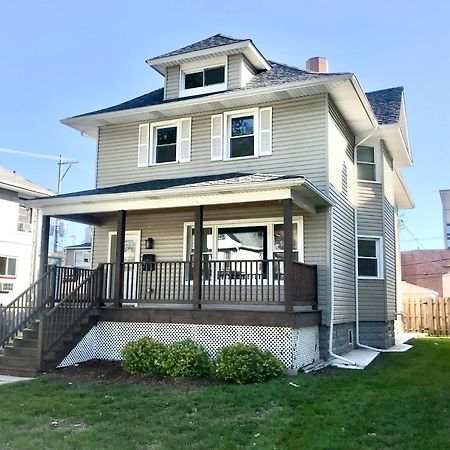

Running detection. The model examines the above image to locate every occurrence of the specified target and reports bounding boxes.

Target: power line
[400,218,426,250]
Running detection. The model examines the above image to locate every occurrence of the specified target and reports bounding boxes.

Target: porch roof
[26,172,332,221]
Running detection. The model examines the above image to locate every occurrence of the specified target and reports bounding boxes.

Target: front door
[108,230,141,300]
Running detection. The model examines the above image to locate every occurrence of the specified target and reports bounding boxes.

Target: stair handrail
[0,266,56,348]
[38,264,104,359]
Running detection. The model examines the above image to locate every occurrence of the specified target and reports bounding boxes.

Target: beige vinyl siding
[91,203,328,309]
[96,94,328,190]
[357,183,383,235]
[304,211,329,321]
[328,99,356,324]
[164,66,180,100]
[384,199,396,320]
[357,168,386,321]
[227,54,242,90]
[358,279,386,320]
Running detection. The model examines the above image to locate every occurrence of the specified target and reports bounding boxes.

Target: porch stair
[0,266,103,377]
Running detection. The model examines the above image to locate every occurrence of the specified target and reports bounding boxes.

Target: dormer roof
[146,33,271,74]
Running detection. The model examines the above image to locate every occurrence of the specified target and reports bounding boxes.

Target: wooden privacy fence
[403,298,449,336]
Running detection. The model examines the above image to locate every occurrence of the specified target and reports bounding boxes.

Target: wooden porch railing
[103,259,317,308]
[293,261,318,308]
[0,267,55,348]
[38,265,103,362]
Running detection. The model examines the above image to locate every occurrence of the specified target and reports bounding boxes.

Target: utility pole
[53,155,79,253]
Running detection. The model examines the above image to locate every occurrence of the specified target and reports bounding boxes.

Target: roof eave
[61,73,353,137]
[146,40,271,75]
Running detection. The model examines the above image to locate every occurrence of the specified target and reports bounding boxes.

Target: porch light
[145,237,154,249]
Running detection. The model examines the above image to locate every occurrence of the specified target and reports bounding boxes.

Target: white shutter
[259,107,272,156]
[137,124,149,167]
[211,114,223,160]
[179,118,192,162]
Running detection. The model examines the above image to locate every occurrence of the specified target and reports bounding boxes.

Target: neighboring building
[0,166,54,303]
[439,190,450,249]
[3,34,415,376]
[401,280,438,299]
[401,249,450,296]
[63,242,92,268]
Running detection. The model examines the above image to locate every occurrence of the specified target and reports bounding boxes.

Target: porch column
[114,210,126,308]
[192,205,204,309]
[39,215,51,277]
[283,199,294,312]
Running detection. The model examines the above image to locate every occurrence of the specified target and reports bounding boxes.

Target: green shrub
[214,343,284,384]
[162,339,211,378]
[121,337,167,375]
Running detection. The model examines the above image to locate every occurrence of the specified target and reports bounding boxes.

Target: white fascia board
[394,169,414,209]
[349,75,379,129]
[28,186,297,216]
[376,124,413,168]
[0,181,55,198]
[146,41,253,74]
[61,74,352,136]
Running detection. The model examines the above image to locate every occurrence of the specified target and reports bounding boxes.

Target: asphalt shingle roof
[49,173,304,199]
[366,86,404,125]
[150,34,247,60]
[74,61,348,118]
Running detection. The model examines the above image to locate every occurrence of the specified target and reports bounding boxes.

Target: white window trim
[150,119,181,166]
[179,56,228,98]
[357,235,384,280]
[182,217,304,285]
[357,145,381,183]
[223,108,259,160]
[0,255,18,279]
[182,216,304,262]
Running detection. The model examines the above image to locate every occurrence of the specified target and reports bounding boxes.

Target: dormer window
[179,57,227,97]
[185,66,225,90]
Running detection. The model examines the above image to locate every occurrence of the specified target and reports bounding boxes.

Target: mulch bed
[49,359,218,388]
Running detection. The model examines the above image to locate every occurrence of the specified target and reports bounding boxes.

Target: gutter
[61,74,352,128]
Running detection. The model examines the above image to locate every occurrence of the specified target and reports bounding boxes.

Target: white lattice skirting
[59,322,320,370]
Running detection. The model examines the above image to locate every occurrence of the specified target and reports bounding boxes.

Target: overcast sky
[1,0,449,249]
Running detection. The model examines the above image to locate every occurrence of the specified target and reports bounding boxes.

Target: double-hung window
[229,115,255,158]
[154,125,177,163]
[137,118,191,166]
[357,146,376,181]
[357,238,382,278]
[0,256,17,278]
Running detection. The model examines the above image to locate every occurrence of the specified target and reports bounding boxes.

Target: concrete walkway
[0,375,34,385]
[329,333,418,370]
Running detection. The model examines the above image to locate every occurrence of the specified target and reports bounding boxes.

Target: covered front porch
[31,173,331,317]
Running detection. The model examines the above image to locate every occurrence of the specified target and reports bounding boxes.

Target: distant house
[63,242,92,268]
[2,34,414,376]
[0,166,53,303]
[401,249,450,296]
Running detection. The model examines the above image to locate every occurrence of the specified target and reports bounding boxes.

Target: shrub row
[121,338,284,384]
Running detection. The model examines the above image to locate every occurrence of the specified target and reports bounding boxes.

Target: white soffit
[62,75,353,137]
[394,170,414,209]
[376,125,413,168]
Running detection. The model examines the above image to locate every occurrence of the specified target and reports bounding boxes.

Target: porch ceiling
[27,173,332,219]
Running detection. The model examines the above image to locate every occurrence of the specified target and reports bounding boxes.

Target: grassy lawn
[0,338,449,450]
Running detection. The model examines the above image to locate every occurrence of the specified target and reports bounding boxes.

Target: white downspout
[353,127,388,353]
[328,206,358,366]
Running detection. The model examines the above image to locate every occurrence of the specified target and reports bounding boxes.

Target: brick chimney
[306,57,328,73]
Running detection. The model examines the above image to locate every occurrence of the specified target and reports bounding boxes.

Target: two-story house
[1,34,414,376]
[0,166,53,303]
